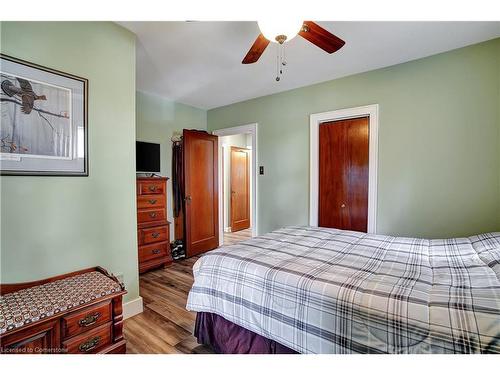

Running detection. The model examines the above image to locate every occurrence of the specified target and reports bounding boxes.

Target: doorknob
[341,203,346,208]
[231,191,236,194]
[184,195,192,202]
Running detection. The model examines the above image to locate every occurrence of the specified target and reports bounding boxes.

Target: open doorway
[221,135,252,245]
[213,124,258,247]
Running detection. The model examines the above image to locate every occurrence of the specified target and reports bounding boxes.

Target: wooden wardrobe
[173,129,219,257]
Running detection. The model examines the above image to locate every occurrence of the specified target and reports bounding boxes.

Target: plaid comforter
[186,226,500,354]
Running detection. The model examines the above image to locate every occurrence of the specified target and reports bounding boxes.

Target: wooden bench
[0,267,126,354]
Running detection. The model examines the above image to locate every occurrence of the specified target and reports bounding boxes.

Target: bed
[186,226,500,354]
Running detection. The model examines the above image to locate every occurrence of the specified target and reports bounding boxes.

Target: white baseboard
[123,296,143,320]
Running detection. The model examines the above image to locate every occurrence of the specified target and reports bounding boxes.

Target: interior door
[318,117,369,232]
[230,147,250,232]
[183,129,219,256]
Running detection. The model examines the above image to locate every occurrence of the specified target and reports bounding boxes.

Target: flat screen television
[136,141,160,173]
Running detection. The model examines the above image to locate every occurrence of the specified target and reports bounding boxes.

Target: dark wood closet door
[230,146,250,232]
[319,117,369,232]
[183,129,219,256]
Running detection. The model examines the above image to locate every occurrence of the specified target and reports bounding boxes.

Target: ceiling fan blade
[299,21,345,54]
[242,34,270,64]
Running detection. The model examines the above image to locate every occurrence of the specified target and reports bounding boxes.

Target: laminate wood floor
[124,229,256,354]
[223,228,252,246]
[123,229,252,354]
[123,256,214,354]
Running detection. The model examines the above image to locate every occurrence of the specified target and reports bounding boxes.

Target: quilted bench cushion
[0,271,122,334]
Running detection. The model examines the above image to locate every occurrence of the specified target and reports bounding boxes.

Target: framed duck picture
[0,54,88,176]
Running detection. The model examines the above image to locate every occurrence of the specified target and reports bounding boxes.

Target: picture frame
[0,54,88,176]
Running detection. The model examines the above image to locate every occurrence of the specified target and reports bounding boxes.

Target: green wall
[208,38,500,238]
[498,41,500,226]
[136,90,207,239]
[0,22,139,302]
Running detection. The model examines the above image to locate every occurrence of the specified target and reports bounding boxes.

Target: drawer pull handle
[78,312,101,327]
[148,186,157,192]
[149,212,157,218]
[152,249,161,254]
[148,199,157,204]
[151,232,160,238]
[79,336,101,352]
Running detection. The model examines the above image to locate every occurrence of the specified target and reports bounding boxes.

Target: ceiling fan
[242,21,345,81]
[243,21,345,63]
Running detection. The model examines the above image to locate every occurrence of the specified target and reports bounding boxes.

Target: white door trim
[309,105,379,233]
[213,123,258,245]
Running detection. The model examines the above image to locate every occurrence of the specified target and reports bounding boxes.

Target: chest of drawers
[0,267,126,354]
[136,177,172,273]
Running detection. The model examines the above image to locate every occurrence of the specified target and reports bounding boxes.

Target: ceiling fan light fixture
[258,20,303,44]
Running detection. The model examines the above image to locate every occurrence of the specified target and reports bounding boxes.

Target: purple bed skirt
[194,312,298,354]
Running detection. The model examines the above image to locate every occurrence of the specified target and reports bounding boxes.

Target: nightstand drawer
[137,208,166,224]
[139,242,169,263]
[140,225,169,245]
[137,180,165,195]
[63,322,112,354]
[62,301,112,339]
[137,194,166,209]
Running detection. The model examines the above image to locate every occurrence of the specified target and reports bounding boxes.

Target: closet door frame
[309,104,379,233]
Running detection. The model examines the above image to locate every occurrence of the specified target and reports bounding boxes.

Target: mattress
[186,226,500,353]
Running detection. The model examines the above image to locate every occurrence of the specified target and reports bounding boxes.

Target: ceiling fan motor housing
[275,35,287,44]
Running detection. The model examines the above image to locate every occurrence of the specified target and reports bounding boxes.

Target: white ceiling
[119,21,500,110]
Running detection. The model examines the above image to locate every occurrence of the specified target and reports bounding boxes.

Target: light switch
[259,166,264,175]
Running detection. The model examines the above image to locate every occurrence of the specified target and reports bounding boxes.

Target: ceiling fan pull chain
[276,44,281,81]
[274,42,289,81]
[279,44,283,75]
